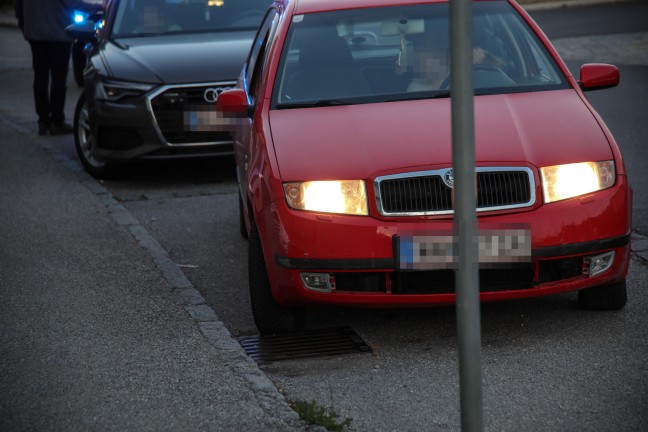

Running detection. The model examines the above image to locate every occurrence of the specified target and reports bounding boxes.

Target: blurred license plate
[184,110,245,132]
[184,110,217,132]
[396,228,531,270]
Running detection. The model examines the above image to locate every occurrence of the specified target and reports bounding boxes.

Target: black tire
[74,93,119,179]
[578,281,627,310]
[72,42,86,87]
[248,223,304,334]
[239,190,249,240]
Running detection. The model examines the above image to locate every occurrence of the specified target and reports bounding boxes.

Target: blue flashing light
[73,11,89,24]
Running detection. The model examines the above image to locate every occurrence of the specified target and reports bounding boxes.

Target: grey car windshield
[273,1,569,107]
[112,0,269,37]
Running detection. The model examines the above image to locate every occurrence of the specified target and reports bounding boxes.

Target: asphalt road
[1,2,647,431]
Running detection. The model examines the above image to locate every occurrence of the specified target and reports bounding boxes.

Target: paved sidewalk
[0,118,313,430]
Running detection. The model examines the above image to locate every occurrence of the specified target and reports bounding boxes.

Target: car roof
[290,0,449,15]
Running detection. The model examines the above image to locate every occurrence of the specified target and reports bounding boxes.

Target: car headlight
[95,80,154,102]
[541,161,615,203]
[284,180,368,215]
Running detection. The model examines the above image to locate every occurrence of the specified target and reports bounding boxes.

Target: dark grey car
[68,0,269,178]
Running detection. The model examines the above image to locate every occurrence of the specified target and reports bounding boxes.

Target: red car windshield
[273,2,569,107]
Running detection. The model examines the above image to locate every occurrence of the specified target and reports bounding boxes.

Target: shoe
[49,122,74,135]
[38,121,49,136]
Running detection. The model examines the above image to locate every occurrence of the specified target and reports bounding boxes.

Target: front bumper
[258,177,632,307]
[87,82,235,162]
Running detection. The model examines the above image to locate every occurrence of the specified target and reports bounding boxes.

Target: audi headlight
[284,181,368,215]
[95,80,154,102]
[541,161,615,203]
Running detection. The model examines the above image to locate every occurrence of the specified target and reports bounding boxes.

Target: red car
[216,0,632,334]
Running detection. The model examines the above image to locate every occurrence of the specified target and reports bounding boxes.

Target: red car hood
[269,89,613,181]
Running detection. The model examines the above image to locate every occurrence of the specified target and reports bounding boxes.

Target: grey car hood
[102,31,254,84]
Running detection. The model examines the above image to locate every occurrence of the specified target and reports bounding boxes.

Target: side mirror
[579,63,620,91]
[216,88,250,114]
[66,21,96,42]
[211,88,251,132]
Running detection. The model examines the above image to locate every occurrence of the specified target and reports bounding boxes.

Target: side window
[248,31,270,99]
[245,9,278,101]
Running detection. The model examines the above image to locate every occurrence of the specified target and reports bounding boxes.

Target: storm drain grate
[238,327,372,363]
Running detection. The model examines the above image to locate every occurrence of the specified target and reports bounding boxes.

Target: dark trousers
[28,40,72,125]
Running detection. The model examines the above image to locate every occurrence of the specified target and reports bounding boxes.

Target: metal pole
[449,0,483,431]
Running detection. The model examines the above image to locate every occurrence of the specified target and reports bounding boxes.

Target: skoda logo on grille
[443,169,455,188]
[203,86,231,103]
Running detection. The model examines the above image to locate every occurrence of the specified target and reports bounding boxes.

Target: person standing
[15,0,97,135]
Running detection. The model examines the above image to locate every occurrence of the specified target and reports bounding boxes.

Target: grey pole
[449,0,484,431]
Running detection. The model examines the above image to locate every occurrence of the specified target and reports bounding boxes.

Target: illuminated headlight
[95,81,154,102]
[284,180,368,215]
[540,161,615,203]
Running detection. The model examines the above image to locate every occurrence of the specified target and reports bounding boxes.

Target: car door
[237,7,280,215]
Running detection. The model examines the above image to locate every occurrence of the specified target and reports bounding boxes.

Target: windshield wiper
[386,90,451,103]
[275,99,357,109]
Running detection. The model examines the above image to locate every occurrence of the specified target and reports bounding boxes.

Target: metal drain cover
[238,327,372,363]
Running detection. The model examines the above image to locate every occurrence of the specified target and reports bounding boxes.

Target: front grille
[477,170,532,209]
[538,257,584,283]
[376,167,534,215]
[334,272,386,292]
[312,261,583,295]
[329,267,533,294]
[392,267,534,294]
[379,175,452,213]
[149,83,235,145]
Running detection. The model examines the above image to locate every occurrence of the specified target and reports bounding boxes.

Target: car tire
[578,280,627,310]
[249,223,304,334]
[239,191,249,240]
[74,93,119,179]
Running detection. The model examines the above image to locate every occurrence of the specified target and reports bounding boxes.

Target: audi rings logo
[443,169,455,189]
[203,86,231,103]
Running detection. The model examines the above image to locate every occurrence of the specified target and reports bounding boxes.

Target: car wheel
[578,280,627,310]
[74,93,118,179]
[239,191,249,240]
[249,223,304,334]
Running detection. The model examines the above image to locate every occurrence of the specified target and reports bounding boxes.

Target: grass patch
[292,399,352,431]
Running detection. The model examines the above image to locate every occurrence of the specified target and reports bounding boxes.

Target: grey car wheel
[74,93,116,179]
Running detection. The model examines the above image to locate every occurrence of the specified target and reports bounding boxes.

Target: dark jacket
[15,0,99,42]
